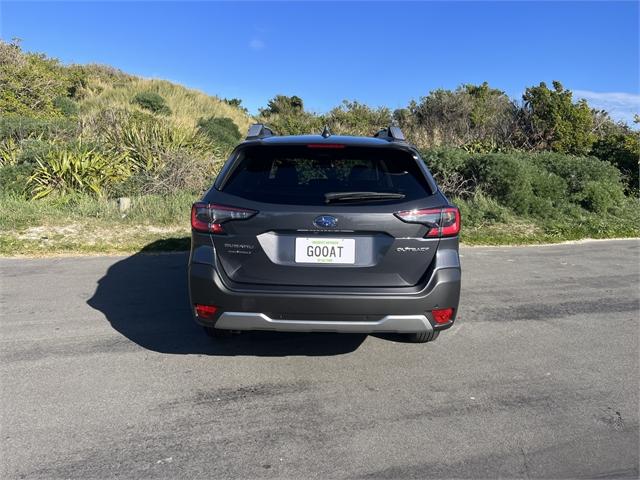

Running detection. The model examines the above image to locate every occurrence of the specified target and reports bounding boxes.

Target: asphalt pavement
[1,239,638,479]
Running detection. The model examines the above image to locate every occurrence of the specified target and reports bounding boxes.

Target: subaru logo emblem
[313,215,338,228]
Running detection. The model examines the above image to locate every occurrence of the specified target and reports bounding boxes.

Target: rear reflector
[395,207,461,238]
[191,202,257,234]
[306,143,346,149]
[195,304,218,319]
[432,308,454,324]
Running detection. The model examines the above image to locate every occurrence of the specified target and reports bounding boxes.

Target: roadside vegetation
[1,39,638,255]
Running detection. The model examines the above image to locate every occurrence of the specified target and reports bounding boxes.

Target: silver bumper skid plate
[214,312,433,333]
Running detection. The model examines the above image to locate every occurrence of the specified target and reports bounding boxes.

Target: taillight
[395,207,460,238]
[432,308,454,324]
[191,202,257,234]
[195,304,218,319]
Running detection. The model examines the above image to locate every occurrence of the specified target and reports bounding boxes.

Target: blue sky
[2,1,639,124]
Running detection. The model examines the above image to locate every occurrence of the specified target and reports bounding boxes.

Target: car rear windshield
[220,145,432,205]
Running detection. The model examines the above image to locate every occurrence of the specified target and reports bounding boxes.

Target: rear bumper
[214,312,433,333]
[188,261,461,333]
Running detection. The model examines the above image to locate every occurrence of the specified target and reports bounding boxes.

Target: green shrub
[524,166,569,216]
[0,40,75,117]
[28,144,129,198]
[111,150,215,197]
[591,133,640,190]
[222,98,248,113]
[529,152,626,203]
[197,116,241,152]
[259,95,304,116]
[422,149,629,219]
[578,180,626,213]
[455,190,514,225]
[132,91,171,115]
[325,100,392,136]
[0,164,32,195]
[0,115,77,141]
[463,153,534,214]
[1,136,55,168]
[0,137,20,166]
[256,95,323,136]
[98,110,210,172]
[53,96,79,116]
[529,169,567,202]
[256,111,323,136]
[422,148,479,198]
[17,139,52,165]
[422,148,471,175]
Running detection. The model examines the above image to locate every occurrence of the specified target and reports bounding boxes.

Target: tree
[325,100,392,136]
[591,132,640,190]
[521,81,595,155]
[257,95,321,135]
[464,83,516,133]
[259,95,304,117]
[222,98,248,113]
[409,88,473,147]
[406,83,517,151]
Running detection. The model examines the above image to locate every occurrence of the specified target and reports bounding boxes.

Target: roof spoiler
[246,123,275,140]
[373,126,406,142]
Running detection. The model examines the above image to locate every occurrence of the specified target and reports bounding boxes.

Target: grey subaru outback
[188,124,461,343]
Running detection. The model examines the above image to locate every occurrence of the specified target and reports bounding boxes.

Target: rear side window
[220,145,432,205]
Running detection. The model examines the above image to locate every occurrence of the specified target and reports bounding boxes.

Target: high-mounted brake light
[307,144,346,149]
[395,207,461,238]
[191,202,257,234]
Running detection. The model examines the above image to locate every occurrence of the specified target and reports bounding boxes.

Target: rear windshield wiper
[324,191,406,203]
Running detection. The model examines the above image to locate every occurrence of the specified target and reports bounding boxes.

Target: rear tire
[405,330,439,343]
[203,326,232,338]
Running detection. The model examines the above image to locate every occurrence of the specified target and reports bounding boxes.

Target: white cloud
[248,39,265,51]
[573,90,640,125]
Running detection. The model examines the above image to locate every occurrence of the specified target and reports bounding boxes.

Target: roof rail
[374,125,406,142]
[246,123,275,140]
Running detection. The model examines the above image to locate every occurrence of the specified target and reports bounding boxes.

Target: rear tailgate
[207,143,445,288]
[213,205,441,287]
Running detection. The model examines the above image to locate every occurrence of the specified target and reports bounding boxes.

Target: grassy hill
[0,40,257,253]
[80,76,252,133]
[0,39,253,199]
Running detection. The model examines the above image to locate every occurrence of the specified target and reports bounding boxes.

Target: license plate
[295,238,355,264]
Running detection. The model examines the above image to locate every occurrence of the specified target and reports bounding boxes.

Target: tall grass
[79,78,253,133]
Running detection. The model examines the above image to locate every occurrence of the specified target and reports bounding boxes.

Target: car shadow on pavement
[87,240,366,356]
